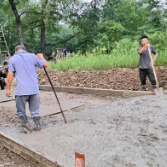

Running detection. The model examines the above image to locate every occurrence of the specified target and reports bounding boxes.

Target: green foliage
[49,38,139,71]
[147,31,167,50]
[97,20,125,50]
[0,0,167,62]
[50,37,167,71]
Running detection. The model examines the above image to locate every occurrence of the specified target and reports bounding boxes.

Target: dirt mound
[38,67,167,91]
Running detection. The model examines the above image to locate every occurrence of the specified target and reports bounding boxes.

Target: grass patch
[49,39,167,71]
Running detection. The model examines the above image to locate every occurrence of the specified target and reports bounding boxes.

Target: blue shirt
[8,51,44,95]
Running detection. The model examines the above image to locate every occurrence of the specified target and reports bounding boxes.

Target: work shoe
[19,115,30,133]
[142,85,147,91]
[33,117,41,131]
[153,85,157,89]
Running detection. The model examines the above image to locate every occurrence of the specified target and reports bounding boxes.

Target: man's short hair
[141,35,148,40]
[15,45,26,52]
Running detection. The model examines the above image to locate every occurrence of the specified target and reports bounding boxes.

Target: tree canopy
[0,0,166,56]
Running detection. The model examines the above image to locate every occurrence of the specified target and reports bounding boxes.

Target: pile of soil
[38,67,167,91]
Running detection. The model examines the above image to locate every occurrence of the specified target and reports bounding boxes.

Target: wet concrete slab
[27,91,84,117]
[0,90,117,166]
[0,90,85,117]
[0,93,167,167]
[0,88,15,103]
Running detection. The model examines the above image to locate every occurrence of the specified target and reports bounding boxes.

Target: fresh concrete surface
[0,131,60,167]
[0,91,167,167]
[0,90,118,167]
[27,91,84,117]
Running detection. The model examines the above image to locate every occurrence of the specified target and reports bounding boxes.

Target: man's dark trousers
[139,68,156,86]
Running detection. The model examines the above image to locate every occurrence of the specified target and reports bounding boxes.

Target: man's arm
[6,72,14,97]
[37,53,48,67]
[138,44,150,54]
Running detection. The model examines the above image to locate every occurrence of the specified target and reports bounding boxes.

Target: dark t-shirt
[137,46,156,69]
[0,70,6,78]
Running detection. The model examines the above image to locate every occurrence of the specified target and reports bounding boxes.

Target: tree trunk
[8,0,24,46]
[40,0,47,56]
[40,19,45,55]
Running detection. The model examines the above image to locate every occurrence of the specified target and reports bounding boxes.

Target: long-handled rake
[43,67,67,123]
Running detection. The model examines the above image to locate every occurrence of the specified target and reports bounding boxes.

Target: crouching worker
[6,45,48,133]
[137,36,158,91]
[0,68,8,90]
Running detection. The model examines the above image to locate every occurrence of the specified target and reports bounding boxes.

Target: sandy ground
[0,91,167,167]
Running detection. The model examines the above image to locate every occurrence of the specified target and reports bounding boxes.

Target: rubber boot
[19,115,30,133]
[33,117,41,131]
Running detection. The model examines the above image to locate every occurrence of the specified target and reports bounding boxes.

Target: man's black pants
[139,68,156,86]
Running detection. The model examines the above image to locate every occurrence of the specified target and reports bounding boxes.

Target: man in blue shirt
[6,45,48,133]
[137,36,158,91]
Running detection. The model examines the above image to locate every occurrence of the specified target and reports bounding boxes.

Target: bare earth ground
[0,145,36,167]
[38,67,167,91]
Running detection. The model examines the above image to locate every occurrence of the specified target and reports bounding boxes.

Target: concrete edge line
[39,85,155,97]
[0,130,61,167]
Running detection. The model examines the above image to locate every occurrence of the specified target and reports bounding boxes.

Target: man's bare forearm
[138,44,150,54]
[41,57,48,67]
[6,72,14,90]
[37,53,48,67]
[138,46,146,54]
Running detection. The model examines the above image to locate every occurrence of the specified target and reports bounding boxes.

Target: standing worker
[6,45,48,133]
[137,36,158,91]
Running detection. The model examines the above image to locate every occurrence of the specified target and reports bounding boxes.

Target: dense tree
[8,0,29,46]
[0,0,166,56]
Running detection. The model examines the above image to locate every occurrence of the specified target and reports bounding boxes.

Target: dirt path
[38,67,167,91]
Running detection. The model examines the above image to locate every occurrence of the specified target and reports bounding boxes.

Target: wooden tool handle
[148,47,159,88]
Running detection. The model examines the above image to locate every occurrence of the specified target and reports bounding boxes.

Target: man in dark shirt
[0,67,8,90]
[137,36,158,91]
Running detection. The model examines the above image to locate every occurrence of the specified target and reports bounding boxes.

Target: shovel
[148,47,164,96]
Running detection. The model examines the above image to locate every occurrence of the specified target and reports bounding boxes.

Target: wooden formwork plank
[0,131,61,167]
[39,85,155,98]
